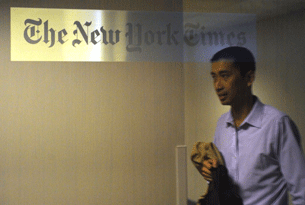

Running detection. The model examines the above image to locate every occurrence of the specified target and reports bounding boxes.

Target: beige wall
[1,0,184,204]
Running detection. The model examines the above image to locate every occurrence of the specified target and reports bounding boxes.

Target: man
[201,46,305,204]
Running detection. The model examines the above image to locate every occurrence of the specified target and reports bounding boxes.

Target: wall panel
[0,0,184,204]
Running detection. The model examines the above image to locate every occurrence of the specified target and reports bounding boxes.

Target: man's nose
[214,79,223,91]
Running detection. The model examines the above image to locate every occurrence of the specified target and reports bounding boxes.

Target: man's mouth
[218,93,227,100]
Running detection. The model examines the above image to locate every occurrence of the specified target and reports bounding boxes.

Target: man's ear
[246,70,255,87]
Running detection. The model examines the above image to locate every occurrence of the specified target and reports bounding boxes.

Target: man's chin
[219,99,231,105]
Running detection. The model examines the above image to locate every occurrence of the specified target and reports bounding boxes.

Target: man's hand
[201,159,218,181]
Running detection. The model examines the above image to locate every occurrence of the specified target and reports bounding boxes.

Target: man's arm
[277,116,305,204]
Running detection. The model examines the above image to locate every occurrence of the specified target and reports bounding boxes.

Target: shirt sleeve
[277,116,305,205]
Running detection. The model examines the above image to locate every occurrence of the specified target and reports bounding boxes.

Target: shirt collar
[226,96,264,128]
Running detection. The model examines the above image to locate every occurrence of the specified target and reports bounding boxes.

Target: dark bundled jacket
[198,165,243,205]
[191,142,243,205]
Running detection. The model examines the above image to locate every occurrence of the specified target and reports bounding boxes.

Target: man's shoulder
[218,111,230,119]
[256,101,293,128]
[216,111,231,124]
[262,103,288,121]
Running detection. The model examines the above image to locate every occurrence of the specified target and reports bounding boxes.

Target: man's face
[211,61,249,106]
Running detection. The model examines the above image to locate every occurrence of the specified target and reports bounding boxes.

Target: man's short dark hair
[210,46,256,76]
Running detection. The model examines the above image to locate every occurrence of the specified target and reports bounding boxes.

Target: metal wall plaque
[11,7,256,62]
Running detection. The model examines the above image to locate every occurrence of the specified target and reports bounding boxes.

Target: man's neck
[231,95,255,128]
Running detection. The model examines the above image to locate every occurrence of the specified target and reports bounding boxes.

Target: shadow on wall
[188,199,197,205]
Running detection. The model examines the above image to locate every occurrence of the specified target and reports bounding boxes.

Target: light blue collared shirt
[214,97,305,205]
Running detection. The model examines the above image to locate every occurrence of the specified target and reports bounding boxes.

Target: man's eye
[221,74,229,79]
